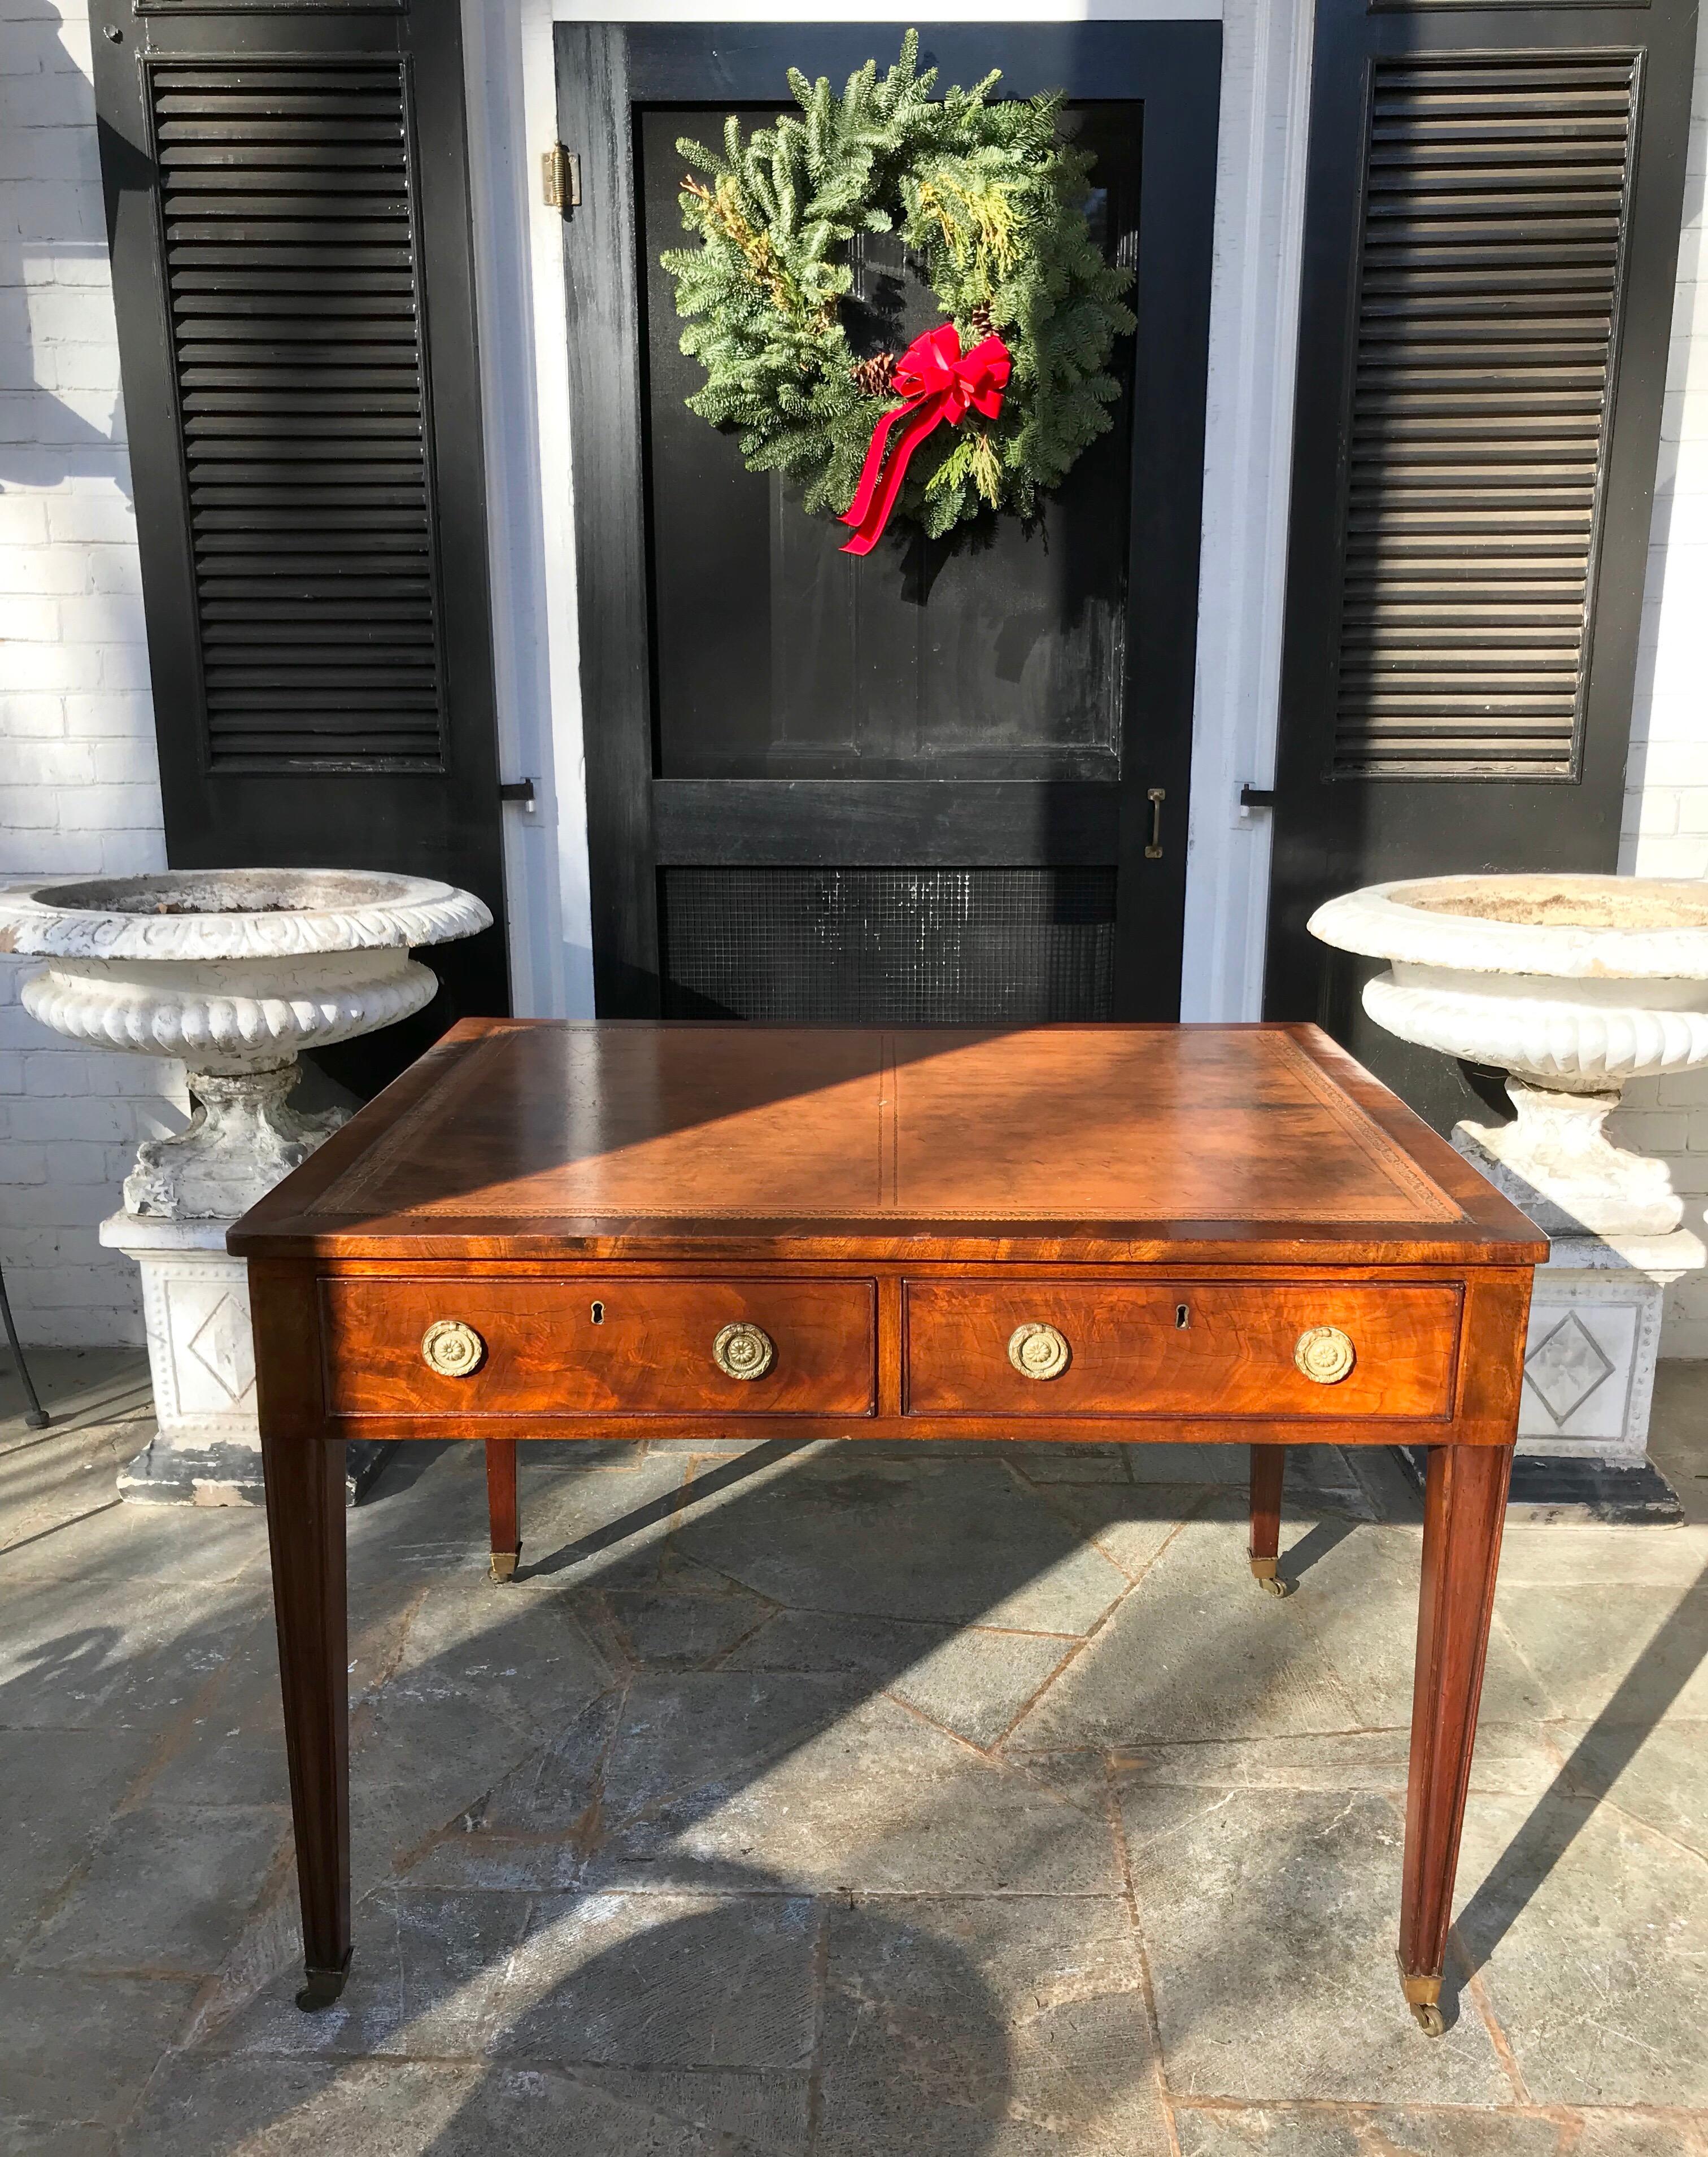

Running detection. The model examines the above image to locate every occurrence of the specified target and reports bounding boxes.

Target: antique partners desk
[230,1019,1545,2034]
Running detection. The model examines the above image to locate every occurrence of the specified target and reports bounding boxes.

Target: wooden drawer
[321,1278,877,1418]
[903,1282,1461,1420]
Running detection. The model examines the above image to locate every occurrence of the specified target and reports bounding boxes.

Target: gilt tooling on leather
[306,1023,1463,1225]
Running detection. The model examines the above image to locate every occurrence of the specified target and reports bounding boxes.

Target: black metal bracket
[0,1264,49,1430]
[499,778,537,806]
[1239,785,1275,810]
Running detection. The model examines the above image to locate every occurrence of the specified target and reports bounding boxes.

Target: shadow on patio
[4,1367,1708,2152]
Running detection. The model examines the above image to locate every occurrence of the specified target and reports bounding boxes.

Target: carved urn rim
[1309,874,1708,983]
[0,869,491,963]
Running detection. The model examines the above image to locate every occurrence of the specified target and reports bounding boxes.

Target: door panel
[661,865,1118,1024]
[557,22,1221,1022]
[640,106,1136,785]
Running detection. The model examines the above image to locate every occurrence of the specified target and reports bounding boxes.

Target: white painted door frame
[460,0,1315,1022]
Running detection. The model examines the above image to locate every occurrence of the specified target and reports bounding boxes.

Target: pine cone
[851,350,896,398]
[967,301,994,338]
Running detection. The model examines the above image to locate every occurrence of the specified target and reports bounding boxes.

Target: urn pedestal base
[1447,1127,1694,1520]
[101,1214,386,1508]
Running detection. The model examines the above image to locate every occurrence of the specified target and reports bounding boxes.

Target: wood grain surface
[231,1021,1548,1265]
[1400,1443,1516,1993]
[901,1280,1462,1419]
[242,1022,1539,2022]
[321,1275,877,1418]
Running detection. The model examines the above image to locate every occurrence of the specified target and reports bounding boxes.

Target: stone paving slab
[818,1893,1170,2157]
[1,2125,118,2157]
[581,1680,1123,1895]
[3,1372,1707,2154]
[0,1569,268,1733]
[1103,1727,1562,1800]
[1494,1521,1707,1588]
[1171,2105,1562,2156]
[122,2055,795,2156]
[1553,1715,1708,1860]
[0,1494,269,1587]
[0,1350,156,1561]
[1491,1572,1708,1726]
[207,1889,533,2063]
[717,1596,1086,1736]
[603,1580,776,1668]
[1170,2104,1708,2155]
[1009,1505,1364,1747]
[22,1803,289,1979]
[672,1448,1133,1632]
[0,1969,197,2127]
[1453,1789,1708,2108]
[0,1725,160,1960]
[996,1478,1218,1581]
[1119,1783,1515,2105]
[491,1889,819,2070]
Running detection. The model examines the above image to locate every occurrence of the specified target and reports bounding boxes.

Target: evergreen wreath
[662,31,1135,553]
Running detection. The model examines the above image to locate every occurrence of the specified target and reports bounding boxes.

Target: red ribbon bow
[839,322,1012,556]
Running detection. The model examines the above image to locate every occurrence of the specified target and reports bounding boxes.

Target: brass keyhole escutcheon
[421,1318,485,1379]
[1008,1322,1071,1381]
[1295,1325,1356,1385]
[713,1321,775,1382]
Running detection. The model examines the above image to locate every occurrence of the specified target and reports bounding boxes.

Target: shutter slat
[152,57,445,769]
[1332,51,1637,779]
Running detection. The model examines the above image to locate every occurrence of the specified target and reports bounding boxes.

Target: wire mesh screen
[661,868,1117,1023]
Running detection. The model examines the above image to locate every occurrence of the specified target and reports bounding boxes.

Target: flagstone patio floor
[3,1346,1706,2156]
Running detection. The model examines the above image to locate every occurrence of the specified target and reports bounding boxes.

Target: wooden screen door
[557,23,1219,1020]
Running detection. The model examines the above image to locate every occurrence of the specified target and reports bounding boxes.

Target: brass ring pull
[421,1318,485,1378]
[1008,1321,1070,1381]
[1295,1326,1356,1385]
[713,1321,775,1382]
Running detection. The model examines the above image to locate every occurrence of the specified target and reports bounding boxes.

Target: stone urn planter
[1310,873,1708,1506]
[0,869,489,1503]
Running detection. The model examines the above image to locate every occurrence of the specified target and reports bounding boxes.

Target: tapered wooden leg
[486,1437,521,1581]
[1249,1443,1287,1594]
[1399,1441,1514,2036]
[260,1427,351,2011]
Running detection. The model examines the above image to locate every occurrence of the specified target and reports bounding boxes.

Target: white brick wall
[1610,9,1708,1356]
[6,0,1708,1354]
[1,0,186,1349]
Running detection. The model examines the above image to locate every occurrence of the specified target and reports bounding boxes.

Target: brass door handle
[1008,1322,1070,1380]
[1295,1326,1356,1384]
[421,1319,485,1378]
[1145,787,1166,860]
[713,1321,775,1381]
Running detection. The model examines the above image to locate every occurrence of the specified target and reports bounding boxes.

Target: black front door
[557,23,1219,1021]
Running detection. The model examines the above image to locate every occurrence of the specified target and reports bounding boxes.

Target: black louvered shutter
[91,0,508,1087]
[1263,0,1697,1132]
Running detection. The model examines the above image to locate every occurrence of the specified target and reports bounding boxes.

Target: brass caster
[1398,1956,1443,2037]
[1249,1557,1289,1597]
[489,1549,519,1584]
[296,1955,351,2014]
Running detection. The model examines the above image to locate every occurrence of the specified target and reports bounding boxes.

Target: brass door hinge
[542,144,581,212]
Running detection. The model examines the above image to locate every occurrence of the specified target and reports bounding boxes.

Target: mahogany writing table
[230,1019,1545,2030]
